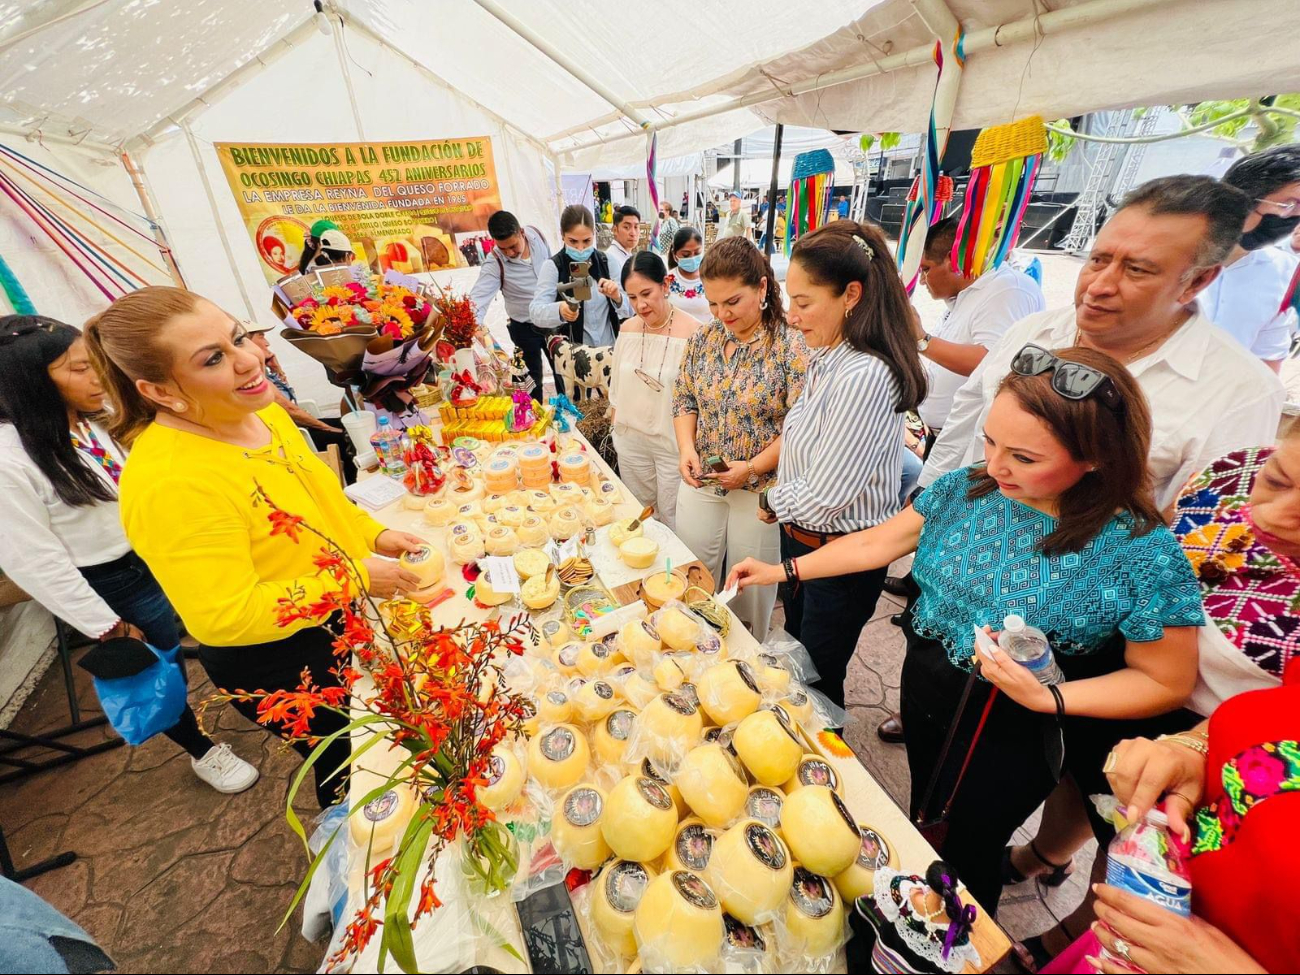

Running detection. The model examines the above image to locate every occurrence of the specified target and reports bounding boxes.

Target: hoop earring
[844,306,851,320]
[759,296,769,311]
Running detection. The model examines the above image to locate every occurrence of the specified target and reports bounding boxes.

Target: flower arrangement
[432,289,478,349]
[290,275,433,340]
[223,486,533,973]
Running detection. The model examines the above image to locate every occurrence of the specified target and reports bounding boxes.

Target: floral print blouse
[672,320,808,492]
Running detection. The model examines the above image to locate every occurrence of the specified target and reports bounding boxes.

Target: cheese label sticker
[798,758,837,790]
[745,822,787,870]
[457,503,477,516]
[759,652,789,675]
[592,641,611,660]
[593,681,614,700]
[697,631,723,656]
[542,727,576,762]
[486,754,505,787]
[636,777,674,811]
[663,691,697,715]
[672,870,718,910]
[557,645,580,667]
[746,788,784,828]
[612,664,637,681]
[363,790,399,823]
[546,690,568,707]
[605,861,650,914]
[831,790,857,833]
[857,826,892,870]
[451,523,473,537]
[564,787,602,827]
[790,867,835,918]
[734,660,760,693]
[641,621,661,642]
[677,682,700,708]
[606,709,635,741]
[767,705,800,742]
[724,914,767,952]
[542,620,565,641]
[404,545,435,565]
[675,823,714,870]
[787,689,809,707]
[641,757,669,784]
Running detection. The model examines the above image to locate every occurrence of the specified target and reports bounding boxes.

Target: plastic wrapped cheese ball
[497,504,527,527]
[349,782,416,849]
[479,744,526,811]
[553,642,583,676]
[552,784,612,870]
[653,656,686,692]
[552,480,585,504]
[733,708,803,787]
[676,742,748,828]
[484,526,520,556]
[541,618,574,649]
[577,639,623,678]
[423,497,457,526]
[634,870,725,970]
[697,660,762,726]
[623,670,661,709]
[783,754,842,795]
[640,756,687,818]
[474,572,514,607]
[550,505,584,541]
[781,785,860,877]
[588,496,615,526]
[656,606,701,651]
[833,824,896,901]
[455,500,484,524]
[784,867,846,957]
[709,820,794,925]
[755,652,793,694]
[537,688,573,724]
[449,531,486,565]
[591,859,656,959]
[482,492,509,514]
[696,628,727,663]
[779,688,815,727]
[594,707,638,767]
[526,489,558,515]
[527,723,589,791]
[573,678,621,723]
[636,692,704,768]
[513,547,551,580]
[721,914,774,972]
[620,619,663,670]
[399,543,444,589]
[745,786,786,841]
[664,816,716,877]
[602,774,678,862]
[518,515,550,547]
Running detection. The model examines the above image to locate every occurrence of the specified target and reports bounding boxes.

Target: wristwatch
[917,332,933,353]
[758,488,774,515]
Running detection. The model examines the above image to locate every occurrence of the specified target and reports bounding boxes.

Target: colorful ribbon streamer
[646,132,660,214]
[950,116,1046,278]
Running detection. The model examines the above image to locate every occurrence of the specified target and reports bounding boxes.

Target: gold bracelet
[746,459,758,482]
[1157,732,1209,756]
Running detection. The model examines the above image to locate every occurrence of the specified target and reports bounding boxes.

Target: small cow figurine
[547,334,613,401]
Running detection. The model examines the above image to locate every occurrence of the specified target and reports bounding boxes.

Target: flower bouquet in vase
[221,486,533,974]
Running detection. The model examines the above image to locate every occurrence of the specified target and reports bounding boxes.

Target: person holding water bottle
[729,346,1205,912]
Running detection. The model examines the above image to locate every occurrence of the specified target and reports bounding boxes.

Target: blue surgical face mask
[565,245,595,262]
[677,254,703,273]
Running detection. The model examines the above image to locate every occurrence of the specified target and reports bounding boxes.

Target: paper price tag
[480,556,521,594]
[558,536,580,561]
[714,583,739,606]
[544,540,563,564]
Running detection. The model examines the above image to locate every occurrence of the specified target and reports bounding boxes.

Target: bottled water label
[1105,855,1191,917]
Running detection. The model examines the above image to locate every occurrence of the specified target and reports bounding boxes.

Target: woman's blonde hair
[83,286,202,446]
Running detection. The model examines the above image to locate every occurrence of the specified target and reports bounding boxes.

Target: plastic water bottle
[1100,807,1191,971]
[369,417,407,479]
[998,615,1063,685]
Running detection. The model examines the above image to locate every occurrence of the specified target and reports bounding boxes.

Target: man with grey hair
[919,174,1285,511]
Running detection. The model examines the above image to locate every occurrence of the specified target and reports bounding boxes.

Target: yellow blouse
[119,405,386,647]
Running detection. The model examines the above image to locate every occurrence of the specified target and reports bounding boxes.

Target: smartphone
[515,883,592,974]
[705,454,729,473]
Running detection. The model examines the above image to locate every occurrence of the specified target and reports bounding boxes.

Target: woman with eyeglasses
[666,226,710,322]
[608,251,704,531]
[0,316,258,793]
[730,346,1204,912]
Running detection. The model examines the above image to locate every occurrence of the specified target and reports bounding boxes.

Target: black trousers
[508,319,551,399]
[899,617,1198,914]
[199,625,350,807]
[779,529,887,711]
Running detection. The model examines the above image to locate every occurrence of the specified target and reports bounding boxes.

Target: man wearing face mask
[1200,145,1300,372]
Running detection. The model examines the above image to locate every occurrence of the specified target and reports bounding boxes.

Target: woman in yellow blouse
[672,237,808,639]
[84,287,424,806]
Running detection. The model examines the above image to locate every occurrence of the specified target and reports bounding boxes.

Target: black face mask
[1240,212,1300,251]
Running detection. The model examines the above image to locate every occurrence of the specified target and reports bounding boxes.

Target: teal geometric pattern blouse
[911,469,1205,669]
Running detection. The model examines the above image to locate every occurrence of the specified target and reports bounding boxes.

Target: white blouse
[610,325,690,441]
[0,421,128,637]
[668,272,711,322]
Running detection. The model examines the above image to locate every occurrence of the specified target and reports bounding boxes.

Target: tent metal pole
[551,0,1172,156]
[120,149,186,288]
[469,0,650,130]
[763,124,783,259]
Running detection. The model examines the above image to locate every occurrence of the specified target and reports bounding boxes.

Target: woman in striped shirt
[756,221,927,708]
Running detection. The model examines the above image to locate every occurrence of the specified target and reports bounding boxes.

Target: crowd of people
[3,143,1300,973]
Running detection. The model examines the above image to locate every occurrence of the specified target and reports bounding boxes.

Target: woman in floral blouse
[673,237,807,640]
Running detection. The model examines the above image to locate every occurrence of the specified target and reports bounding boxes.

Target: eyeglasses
[1255,198,1300,216]
[1009,344,1124,412]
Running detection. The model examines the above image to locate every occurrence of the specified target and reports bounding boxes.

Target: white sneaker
[191,742,260,794]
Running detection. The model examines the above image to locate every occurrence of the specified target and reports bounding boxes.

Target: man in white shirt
[920,175,1286,512]
[717,190,753,241]
[605,205,640,319]
[468,210,552,394]
[1200,144,1300,370]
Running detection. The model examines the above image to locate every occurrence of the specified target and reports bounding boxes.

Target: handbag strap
[915,660,999,826]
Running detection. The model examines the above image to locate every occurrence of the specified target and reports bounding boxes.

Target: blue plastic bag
[91,645,188,745]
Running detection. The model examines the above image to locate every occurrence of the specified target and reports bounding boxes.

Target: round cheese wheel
[399,543,444,589]
[552,481,584,503]
[677,742,748,828]
[449,533,486,566]
[513,547,550,580]
[517,515,550,547]
[780,689,815,726]
[657,607,699,651]
[552,784,612,870]
[455,500,484,524]
[782,754,842,795]
[526,724,589,791]
[755,653,793,694]
[550,505,584,541]
[733,708,803,787]
[598,478,623,503]
[623,670,660,709]
[537,688,572,724]
[423,497,456,526]
[401,490,428,510]
[524,488,557,514]
[637,692,704,767]
[594,707,638,767]
[633,871,724,969]
[744,786,785,841]
[588,497,615,526]
[638,756,686,818]
[709,820,793,925]
[482,492,509,514]
[577,639,623,678]
[498,504,527,527]
[521,572,560,609]
[653,656,686,692]
[620,537,659,568]
[781,785,860,877]
[608,518,643,548]
[553,642,584,676]
[620,619,663,669]
[480,745,526,811]
[721,914,772,966]
[785,867,846,956]
[591,859,656,958]
[602,774,677,862]
[833,824,896,901]
[541,618,574,649]
[484,526,520,556]
[697,660,762,726]
[663,816,716,877]
[349,783,416,849]
[573,678,620,723]
[474,573,514,607]
[449,480,485,505]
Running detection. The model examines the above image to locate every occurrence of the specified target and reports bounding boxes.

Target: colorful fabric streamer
[0,250,36,314]
[784,149,836,255]
[646,132,660,214]
[950,115,1047,279]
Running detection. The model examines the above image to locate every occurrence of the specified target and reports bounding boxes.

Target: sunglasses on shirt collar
[1009,344,1124,412]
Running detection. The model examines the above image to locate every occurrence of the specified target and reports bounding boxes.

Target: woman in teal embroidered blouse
[729,347,1204,913]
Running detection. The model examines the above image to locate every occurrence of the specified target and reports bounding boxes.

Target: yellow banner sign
[215,137,502,284]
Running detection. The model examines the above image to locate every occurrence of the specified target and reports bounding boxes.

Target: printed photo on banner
[214,137,502,284]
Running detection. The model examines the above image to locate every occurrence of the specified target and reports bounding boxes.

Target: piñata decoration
[785,149,836,255]
[950,115,1047,278]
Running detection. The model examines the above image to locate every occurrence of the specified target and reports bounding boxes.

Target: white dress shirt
[1199,246,1299,361]
[919,263,1045,430]
[605,239,634,302]
[919,305,1286,509]
[467,226,551,324]
[0,421,128,637]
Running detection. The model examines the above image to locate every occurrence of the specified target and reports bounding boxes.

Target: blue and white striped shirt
[768,342,903,533]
